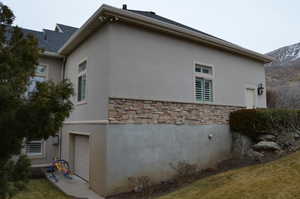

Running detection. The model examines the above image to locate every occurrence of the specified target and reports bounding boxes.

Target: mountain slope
[265,42,300,91]
[266,42,300,67]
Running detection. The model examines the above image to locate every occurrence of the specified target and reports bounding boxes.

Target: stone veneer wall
[108,98,243,125]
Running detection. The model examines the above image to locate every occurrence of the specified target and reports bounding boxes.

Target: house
[22,4,273,197]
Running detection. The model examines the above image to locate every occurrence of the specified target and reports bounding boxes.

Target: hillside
[266,42,300,67]
[265,42,300,90]
[158,151,300,199]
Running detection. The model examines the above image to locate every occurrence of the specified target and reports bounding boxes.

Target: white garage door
[74,135,90,181]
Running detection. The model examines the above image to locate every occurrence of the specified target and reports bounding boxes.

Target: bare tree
[267,89,279,108]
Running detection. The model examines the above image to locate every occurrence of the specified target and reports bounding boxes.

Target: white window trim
[193,61,215,79]
[193,61,215,103]
[25,140,46,158]
[76,58,88,105]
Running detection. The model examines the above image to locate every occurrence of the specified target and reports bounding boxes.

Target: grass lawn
[12,179,71,199]
[159,151,300,199]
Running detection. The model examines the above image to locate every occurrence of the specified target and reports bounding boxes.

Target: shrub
[128,176,153,197]
[0,155,31,198]
[230,109,300,138]
[169,161,199,182]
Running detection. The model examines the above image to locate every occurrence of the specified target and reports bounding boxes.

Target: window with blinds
[26,139,43,155]
[195,77,213,102]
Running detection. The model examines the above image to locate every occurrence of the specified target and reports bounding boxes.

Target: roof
[18,24,78,56]
[128,10,226,42]
[58,4,273,63]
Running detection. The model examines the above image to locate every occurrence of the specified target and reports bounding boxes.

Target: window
[194,63,214,102]
[195,64,213,75]
[195,78,213,102]
[35,65,47,76]
[27,65,47,95]
[26,139,43,156]
[77,60,87,102]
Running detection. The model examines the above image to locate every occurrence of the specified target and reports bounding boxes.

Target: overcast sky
[2,0,300,54]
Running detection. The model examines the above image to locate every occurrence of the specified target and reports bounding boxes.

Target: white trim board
[63,120,109,124]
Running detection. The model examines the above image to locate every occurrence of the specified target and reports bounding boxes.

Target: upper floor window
[28,65,47,94]
[77,60,87,103]
[35,65,47,76]
[195,64,213,75]
[194,63,214,102]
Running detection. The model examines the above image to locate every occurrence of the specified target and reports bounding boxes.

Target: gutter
[41,51,64,58]
[58,4,274,63]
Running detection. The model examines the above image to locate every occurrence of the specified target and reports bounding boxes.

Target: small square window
[35,65,47,76]
[195,64,212,75]
[26,139,43,155]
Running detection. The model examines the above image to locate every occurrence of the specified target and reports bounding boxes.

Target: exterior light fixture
[257,83,264,96]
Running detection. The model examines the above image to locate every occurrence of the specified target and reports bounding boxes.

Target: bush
[128,176,153,197]
[0,155,31,198]
[169,161,199,182]
[230,109,300,138]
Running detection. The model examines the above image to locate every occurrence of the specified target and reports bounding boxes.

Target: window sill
[195,100,214,105]
[27,153,44,159]
[76,101,87,106]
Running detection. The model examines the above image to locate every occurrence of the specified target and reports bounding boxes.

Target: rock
[258,134,276,142]
[277,133,295,148]
[294,133,300,139]
[252,141,281,151]
[232,132,254,158]
[246,149,264,161]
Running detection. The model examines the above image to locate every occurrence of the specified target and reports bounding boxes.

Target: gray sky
[2,0,300,54]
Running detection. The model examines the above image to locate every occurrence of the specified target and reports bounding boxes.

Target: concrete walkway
[45,172,104,199]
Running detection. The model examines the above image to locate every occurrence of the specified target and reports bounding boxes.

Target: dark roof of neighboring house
[56,24,78,37]
[19,24,78,53]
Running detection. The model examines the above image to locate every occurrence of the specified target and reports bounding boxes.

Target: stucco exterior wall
[64,24,111,121]
[108,22,266,108]
[61,123,232,197]
[105,124,232,195]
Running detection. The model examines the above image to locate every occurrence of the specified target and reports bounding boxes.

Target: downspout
[59,56,67,160]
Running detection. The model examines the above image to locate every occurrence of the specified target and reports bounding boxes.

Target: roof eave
[41,51,64,58]
[58,4,273,63]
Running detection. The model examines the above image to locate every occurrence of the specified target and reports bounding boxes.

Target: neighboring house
[20,4,272,197]
[19,24,77,167]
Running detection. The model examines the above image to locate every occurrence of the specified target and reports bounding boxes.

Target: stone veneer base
[108,98,243,125]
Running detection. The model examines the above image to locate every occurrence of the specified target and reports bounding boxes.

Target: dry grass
[12,179,71,199]
[158,151,300,199]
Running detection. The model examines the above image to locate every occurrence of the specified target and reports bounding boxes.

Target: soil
[107,153,291,199]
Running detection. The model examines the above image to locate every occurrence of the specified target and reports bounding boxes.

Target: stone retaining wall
[108,98,243,125]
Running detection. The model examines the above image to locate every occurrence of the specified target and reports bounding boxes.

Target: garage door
[74,135,90,181]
